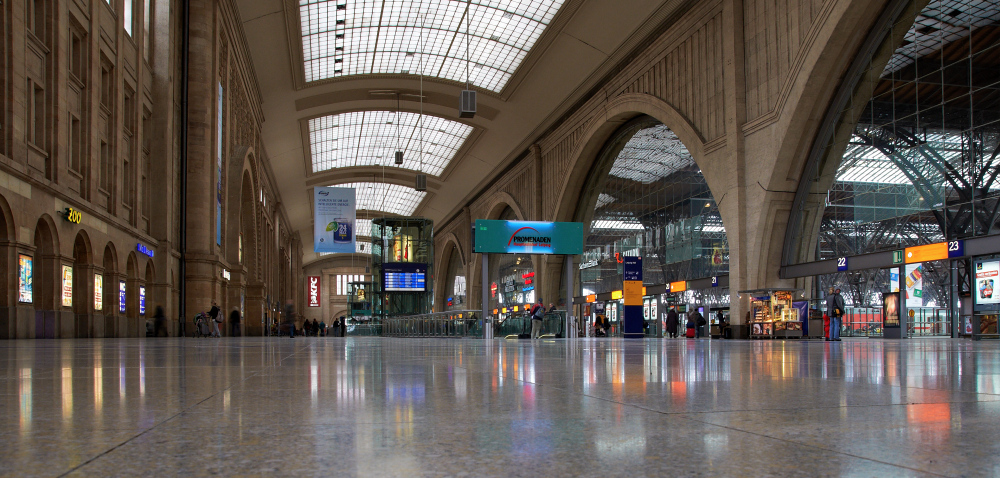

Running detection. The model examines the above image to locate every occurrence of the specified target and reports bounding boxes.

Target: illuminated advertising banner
[889,268,900,293]
[139,286,146,315]
[94,274,103,311]
[18,254,32,303]
[975,259,999,308]
[307,276,321,307]
[61,265,73,308]
[313,186,356,254]
[904,263,923,308]
[119,281,127,314]
[473,220,583,255]
[883,292,900,328]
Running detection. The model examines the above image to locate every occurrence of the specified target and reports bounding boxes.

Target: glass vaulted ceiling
[331,181,428,216]
[309,111,473,175]
[299,0,565,92]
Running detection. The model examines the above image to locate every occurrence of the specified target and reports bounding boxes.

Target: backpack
[531,305,543,319]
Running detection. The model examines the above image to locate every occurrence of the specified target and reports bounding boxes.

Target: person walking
[284,300,296,338]
[208,302,222,338]
[529,299,546,339]
[153,306,168,337]
[665,306,679,338]
[826,287,845,342]
[230,307,241,337]
[311,319,320,337]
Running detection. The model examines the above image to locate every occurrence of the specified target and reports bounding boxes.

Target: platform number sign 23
[837,257,848,272]
[948,240,964,258]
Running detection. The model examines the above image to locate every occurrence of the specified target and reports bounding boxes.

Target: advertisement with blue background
[314,187,356,253]
[474,220,583,255]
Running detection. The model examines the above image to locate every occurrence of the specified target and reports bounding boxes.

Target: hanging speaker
[394,151,403,165]
[459,90,476,118]
[415,174,427,191]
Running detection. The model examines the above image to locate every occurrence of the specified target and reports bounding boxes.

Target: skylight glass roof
[608,125,695,184]
[309,111,473,175]
[881,0,1000,76]
[328,181,427,216]
[299,0,565,92]
[355,218,373,237]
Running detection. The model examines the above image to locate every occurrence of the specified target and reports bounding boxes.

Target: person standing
[284,300,296,338]
[319,319,326,337]
[311,319,320,337]
[826,288,846,342]
[208,302,222,338]
[153,306,168,337]
[689,306,705,338]
[529,299,545,339]
[230,307,241,337]
[665,306,679,338]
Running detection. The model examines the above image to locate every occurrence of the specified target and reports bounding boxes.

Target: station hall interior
[2,0,1000,475]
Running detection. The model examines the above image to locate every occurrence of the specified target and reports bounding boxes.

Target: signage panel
[586,294,596,303]
[382,263,427,292]
[119,281,126,314]
[139,286,146,315]
[905,243,948,263]
[307,276,321,307]
[137,243,154,258]
[974,259,1000,310]
[892,250,904,265]
[61,265,73,308]
[669,281,687,293]
[18,254,32,303]
[94,274,103,311]
[313,187,357,253]
[883,292,900,328]
[711,276,718,287]
[622,256,642,281]
[473,220,584,255]
[904,263,923,308]
[837,257,848,271]
[889,268,900,293]
[948,240,965,258]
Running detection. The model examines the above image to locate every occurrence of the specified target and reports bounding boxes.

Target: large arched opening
[573,116,729,334]
[0,194,12,338]
[32,216,58,338]
[72,231,93,337]
[102,243,118,337]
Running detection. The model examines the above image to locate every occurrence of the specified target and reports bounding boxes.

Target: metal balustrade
[381,310,483,338]
[496,311,565,338]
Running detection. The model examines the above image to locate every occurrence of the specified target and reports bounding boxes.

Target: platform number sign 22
[837,257,848,272]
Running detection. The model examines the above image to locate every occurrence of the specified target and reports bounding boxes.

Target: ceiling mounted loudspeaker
[395,151,403,165]
[415,174,427,192]
[459,90,476,118]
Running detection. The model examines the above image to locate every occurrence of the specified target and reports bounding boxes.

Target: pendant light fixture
[459,0,476,118]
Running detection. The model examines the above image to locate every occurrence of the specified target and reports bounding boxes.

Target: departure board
[382,263,427,292]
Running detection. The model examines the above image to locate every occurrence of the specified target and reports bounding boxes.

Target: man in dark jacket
[826,287,846,341]
[230,308,241,337]
[665,307,679,338]
[688,306,706,338]
[529,299,545,339]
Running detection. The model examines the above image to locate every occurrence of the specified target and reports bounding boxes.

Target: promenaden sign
[474,220,584,255]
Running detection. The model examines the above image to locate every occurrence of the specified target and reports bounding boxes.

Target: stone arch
[227,146,259,279]
[32,215,59,310]
[126,252,139,318]
[72,230,93,319]
[469,201,523,310]
[434,233,464,309]
[551,93,710,225]
[102,243,118,317]
[0,193,13,308]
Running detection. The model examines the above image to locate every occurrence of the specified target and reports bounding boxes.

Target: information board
[382,263,427,292]
[974,259,1000,311]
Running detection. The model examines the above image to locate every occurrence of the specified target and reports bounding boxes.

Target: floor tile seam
[794,374,1000,398]
[676,414,955,477]
[54,343,315,477]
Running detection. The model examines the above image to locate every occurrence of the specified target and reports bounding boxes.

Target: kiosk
[741,289,803,339]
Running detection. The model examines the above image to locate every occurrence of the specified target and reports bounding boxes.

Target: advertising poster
[313,187,356,253]
[975,260,999,306]
[119,281,127,314]
[94,274,103,311]
[883,292,900,327]
[61,265,73,308]
[139,286,146,316]
[889,268,900,293]
[473,220,584,255]
[904,263,923,308]
[216,82,224,246]
[307,276,321,307]
[18,254,32,303]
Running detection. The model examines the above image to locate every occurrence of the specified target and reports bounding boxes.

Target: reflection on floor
[2,337,999,476]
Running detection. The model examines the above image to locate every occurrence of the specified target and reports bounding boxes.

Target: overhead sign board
[669,281,687,293]
[382,263,427,292]
[307,276,321,307]
[905,240,964,264]
[473,220,583,255]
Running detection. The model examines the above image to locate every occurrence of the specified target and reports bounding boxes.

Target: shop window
[99,60,113,112]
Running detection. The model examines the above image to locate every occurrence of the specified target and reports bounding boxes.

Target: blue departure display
[382,263,427,292]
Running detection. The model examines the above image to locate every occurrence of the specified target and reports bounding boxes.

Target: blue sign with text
[474,220,583,255]
[622,256,642,281]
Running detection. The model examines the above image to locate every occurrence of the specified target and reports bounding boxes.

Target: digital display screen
[382,263,427,292]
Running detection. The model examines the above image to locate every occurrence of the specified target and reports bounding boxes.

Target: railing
[839,306,950,338]
[908,307,950,337]
[496,311,566,338]
[381,310,483,338]
[345,322,382,336]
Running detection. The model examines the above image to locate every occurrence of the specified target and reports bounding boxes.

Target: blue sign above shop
[137,243,154,258]
[473,220,583,255]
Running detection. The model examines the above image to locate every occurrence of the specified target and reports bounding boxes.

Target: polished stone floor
[2,337,999,477]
